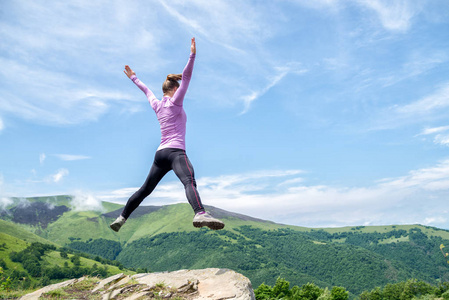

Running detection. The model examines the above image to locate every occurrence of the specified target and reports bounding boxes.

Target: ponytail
[162,73,182,94]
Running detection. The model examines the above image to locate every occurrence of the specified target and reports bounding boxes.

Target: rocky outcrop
[20,268,255,300]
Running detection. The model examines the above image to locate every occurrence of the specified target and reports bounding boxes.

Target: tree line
[254,278,449,300]
[115,226,444,294]
[255,278,349,300]
[1,242,114,292]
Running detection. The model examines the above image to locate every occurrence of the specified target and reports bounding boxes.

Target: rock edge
[19,268,255,300]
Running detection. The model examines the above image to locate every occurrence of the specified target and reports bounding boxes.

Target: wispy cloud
[97,169,304,205]
[156,0,308,114]
[292,0,422,32]
[240,70,289,115]
[0,1,156,127]
[357,0,420,32]
[0,197,13,211]
[51,169,69,183]
[370,82,449,130]
[240,64,307,114]
[397,83,449,115]
[157,0,270,51]
[71,191,104,212]
[378,52,448,87]
[0,59,138,126]
[96,162,449,228]
[434,134,449,147]
[54,154,91,161]
[418,126,449,147]
[0,117,4,132]
[39,153,46,165]
[419,126,449,136]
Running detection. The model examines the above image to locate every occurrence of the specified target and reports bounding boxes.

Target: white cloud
[0,58,139,126]
[240,64,307,114]
[424,216,447,226]
[39,153,46,165]
[96,162,449,229]
[54,154,91,161]
[157,0,271,50]
[17,198,31,209]
[416,126,449,148]
[378,159,449,191]
[97,170,304,205]
[397,83,449,115]
[291,0,422,32]
[71,192,104,212]
[52,169,69,183]
[288,0,341,12]
[0,1,154,127]
[434,134,449,147]
[0,117,4,132]
[0,174,12,210]
[155,0,311,114]
[240,70,289,115]
[0,197,13,211]
[419,126,449,136]
[371,83,449,131]
[378,52,448,88]
[357,0,419,32]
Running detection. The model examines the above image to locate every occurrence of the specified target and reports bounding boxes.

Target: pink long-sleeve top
[130,53,196,151]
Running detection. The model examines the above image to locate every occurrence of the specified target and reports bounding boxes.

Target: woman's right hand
[124,65,135,78]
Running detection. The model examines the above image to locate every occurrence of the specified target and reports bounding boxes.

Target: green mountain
[1,195,449,296]
[0,200,133,297]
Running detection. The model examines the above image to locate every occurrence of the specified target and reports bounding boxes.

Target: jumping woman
[110,37,224,232]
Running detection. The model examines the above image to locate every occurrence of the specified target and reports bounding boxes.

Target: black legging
[121,148,205,219]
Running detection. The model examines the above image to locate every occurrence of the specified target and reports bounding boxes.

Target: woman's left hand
[191,37,196,55]
[124,65,136,78]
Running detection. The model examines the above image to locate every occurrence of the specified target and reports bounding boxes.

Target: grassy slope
[9,196,449,246]
[45,210,119,245]
[120,204,291,244]
[14,198,449,249]
[0,232,28,272]
[311,224,449,237]
[42,251,127,275]
[0,231,129,277]
[0,218,132,276]
[41,202,292,245]
[282,224,449,243]
[0,219,56,245]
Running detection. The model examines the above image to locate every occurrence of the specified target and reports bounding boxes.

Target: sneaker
[193,211,225,230]
[110,215,126,232]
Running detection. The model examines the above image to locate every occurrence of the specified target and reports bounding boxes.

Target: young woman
[110,37,224,232]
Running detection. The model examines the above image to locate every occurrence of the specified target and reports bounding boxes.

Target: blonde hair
[162,74,182,94]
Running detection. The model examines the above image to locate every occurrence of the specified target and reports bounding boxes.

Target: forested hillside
[1,196,449,297]
[0,232,131,298]
[114,226,449,295]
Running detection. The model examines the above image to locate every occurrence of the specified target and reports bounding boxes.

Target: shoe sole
[193,221,225,230]
[110,224,121,232]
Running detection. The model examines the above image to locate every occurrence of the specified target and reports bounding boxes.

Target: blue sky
[1,0,449,228]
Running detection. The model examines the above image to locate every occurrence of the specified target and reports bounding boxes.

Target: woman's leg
[171,150,224,230]
[172,152,224,230]
[121,154,170,219]
[171,150,205,214]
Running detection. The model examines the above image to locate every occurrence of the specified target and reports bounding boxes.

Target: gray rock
[19,277,83,300]
[134,268,255,300]
[19,268,255,300]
